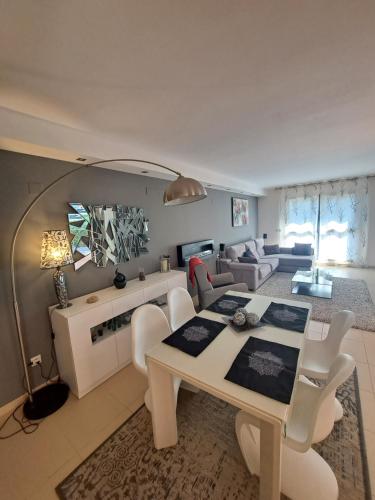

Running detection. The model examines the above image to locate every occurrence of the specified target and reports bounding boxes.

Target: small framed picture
[232,197,249,227]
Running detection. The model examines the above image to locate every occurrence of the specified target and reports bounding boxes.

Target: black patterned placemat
[206,294,251,316]
[225,337,300,404]
[260,302,308,333]
[163,316,227,357]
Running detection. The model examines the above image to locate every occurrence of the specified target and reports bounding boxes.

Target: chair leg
[334,397,344,422]
[180,380,200,393]
[144,388,152,412]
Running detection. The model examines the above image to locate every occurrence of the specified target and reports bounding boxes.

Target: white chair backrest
[131,304,171,376]
[323,310,355,359]
[286,353,355,453]
[168,287,196,331]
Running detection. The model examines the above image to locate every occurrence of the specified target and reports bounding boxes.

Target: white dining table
[146,291,311,500]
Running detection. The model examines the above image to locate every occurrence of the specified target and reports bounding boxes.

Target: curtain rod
[274,174,374,191]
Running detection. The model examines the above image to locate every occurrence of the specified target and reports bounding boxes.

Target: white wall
[258,189,281,244]
[258,181,375,266]
[366,178,375,266]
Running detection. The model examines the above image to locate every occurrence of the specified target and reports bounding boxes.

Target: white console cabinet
[50,270,187,398]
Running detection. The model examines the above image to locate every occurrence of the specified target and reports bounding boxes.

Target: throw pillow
[263,244,280,255]
[239,256,258,264]
[292,243,313,256]
[246,240,260,259]
[239,249,258,263]
[255,238,265,257]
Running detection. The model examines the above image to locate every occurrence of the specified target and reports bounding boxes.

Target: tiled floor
[0,364,148,500]
[1,266,375,499]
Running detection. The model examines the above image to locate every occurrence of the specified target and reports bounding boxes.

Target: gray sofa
[219,238,314,290]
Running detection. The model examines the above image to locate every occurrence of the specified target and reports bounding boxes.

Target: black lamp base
[23,382,70,420]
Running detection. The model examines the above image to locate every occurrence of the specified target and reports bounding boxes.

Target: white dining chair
[167,287,196,331]
[301,310,355,422]
[131,304,181,411]
[167,287,200,394]
[236,353,355,500]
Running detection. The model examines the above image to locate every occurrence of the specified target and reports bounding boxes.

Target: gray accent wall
[0,149,258,406]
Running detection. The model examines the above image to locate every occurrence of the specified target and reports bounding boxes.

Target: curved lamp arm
[10,158,186,402]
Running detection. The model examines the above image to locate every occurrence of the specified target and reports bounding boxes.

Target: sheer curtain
[279,177,368,265]
[279,184,319,249]
[318,178,368,265]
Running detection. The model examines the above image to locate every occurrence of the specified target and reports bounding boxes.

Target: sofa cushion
[246,240,260,259]
[279,246,293,254]
[264,244,280,255]
[226,243,246,261]
[239,256,258,264]
[258,263,272,279]
[255,238,265,257]
[277,254,313,267]
[258,257,279,271]
[292,243,313,256]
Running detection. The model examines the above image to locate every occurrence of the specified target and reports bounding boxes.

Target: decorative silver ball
[246,312,259,327]
[232,308,247,326]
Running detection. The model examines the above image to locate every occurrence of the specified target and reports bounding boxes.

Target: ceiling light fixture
[87,159,207,206]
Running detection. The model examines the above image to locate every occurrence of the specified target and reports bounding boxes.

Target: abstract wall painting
[68,203,150,270]
[232,197,249,227]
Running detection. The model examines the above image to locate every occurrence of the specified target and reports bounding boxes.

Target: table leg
[147,358,178,449]
[259,419,282,500]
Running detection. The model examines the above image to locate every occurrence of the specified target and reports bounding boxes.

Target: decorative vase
[139,267,146,281]
[113,268,127,289]
[160,255,170,273]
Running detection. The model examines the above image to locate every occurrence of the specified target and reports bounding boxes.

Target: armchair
[194,264,248,309]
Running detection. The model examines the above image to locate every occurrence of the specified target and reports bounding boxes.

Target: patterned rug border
[55,403,145,500]
[56,370,372,500]
[353,369,372,500]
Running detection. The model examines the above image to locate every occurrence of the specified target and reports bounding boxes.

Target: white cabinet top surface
[50,270,185,319]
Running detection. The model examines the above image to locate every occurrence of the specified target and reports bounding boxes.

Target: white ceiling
[1,0,375,193]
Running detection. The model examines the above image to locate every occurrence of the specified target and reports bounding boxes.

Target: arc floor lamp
[11,158,207,420]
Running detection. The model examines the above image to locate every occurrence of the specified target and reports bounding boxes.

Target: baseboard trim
[0,376,59,418]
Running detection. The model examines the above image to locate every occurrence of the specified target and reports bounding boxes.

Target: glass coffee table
[292,268,333,299]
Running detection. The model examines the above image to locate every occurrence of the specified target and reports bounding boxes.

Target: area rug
[256,272,375,332]
[57,372,371,500]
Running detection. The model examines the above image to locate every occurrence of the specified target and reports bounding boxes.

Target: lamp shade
[40,230,74,269]
[163,175,207,206]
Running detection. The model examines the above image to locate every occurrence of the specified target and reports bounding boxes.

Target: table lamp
[40,230,74,309]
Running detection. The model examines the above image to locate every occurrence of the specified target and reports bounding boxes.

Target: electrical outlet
[30,354,42,367]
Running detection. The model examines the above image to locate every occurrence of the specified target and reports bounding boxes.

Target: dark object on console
[264,244,280,255]
[177,239,214,267]
[263,233,268,239]
[219,243,225,252]
[113,269,127,289]
[292,243,313,256]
